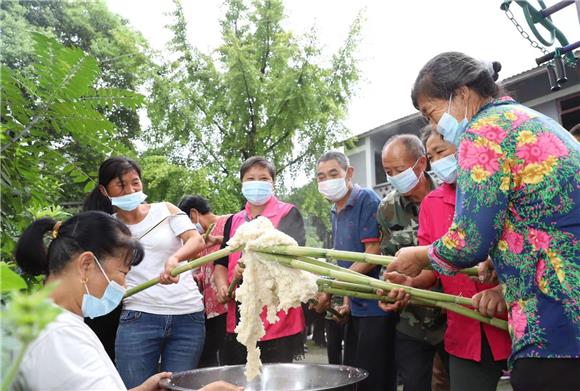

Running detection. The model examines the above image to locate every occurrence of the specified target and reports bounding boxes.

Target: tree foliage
[148,0,362,195]
[1,0,152,204]
[0,33,144,260]
[140,154,241,214]
[1,0,150,138]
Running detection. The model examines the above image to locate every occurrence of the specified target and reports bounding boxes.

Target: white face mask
[385,159,422,194]
[318,178,349,202]
[431,154,458,184]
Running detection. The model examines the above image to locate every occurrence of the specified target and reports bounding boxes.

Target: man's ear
[346,166,354,184]
[417,156,429,174]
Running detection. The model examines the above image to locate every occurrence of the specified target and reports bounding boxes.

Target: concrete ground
[301,339,513,391]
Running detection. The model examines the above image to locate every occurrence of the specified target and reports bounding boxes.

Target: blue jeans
[115,310,205,388]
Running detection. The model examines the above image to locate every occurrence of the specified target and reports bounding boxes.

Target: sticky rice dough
[228,217,318,380]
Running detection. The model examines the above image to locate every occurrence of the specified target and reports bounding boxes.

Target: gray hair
[420,124,439,147]
[411,52,502,109]
[317,150,350,170]
[382,134,425,161]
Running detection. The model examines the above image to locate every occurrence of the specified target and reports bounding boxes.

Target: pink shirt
[225,196,305,340]
[419,182,512,362]
[195,215,231,318]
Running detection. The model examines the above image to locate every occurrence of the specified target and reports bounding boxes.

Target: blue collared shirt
[331,184,390,317]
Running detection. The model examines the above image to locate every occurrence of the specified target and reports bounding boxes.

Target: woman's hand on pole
[160,255,180,284]
[477,257,498,285]
[472,285,506,317]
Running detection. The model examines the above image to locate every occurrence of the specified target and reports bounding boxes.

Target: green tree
[1,0,151,203]
[140,154,240,214]
[1,0,149,139]
[148,0,362,197]
[1,33,143,260]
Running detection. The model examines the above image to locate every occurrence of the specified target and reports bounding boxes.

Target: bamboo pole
[255,245,479,276]
[318,286,508,331]
[317,279,376,294]
[227,262,245,298]
[259,253,473,306]
[124,245,242,298]
[412,296,509,331]
[319,286,424,306]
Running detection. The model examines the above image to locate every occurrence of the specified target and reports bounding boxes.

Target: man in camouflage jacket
[378,134,448,391]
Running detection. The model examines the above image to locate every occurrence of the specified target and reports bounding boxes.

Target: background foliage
[1,0,361,263]
[0,32,143,261]
[147,0,361,209]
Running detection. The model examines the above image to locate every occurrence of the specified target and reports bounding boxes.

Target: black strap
[222,214,234,245]
[138,212,188,240]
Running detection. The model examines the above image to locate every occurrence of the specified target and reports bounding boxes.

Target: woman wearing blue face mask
[388,52,580,391]
[213,156,307,366]
[84,157,207,389]
[12,212,241,391]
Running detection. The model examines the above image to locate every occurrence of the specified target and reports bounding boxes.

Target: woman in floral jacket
[388,52,579,391]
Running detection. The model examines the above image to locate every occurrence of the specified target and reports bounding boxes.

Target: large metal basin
[160,363,368,391]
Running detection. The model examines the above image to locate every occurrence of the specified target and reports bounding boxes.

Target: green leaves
[1,33,143,264]
[149,0,361,196]
[0,263,27,293]
[1,283,62,390]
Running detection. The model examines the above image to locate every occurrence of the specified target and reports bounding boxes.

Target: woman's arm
[213,264,231,304]
[160,203,206,284]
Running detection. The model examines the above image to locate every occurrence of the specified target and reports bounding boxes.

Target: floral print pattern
[429,97,580,365]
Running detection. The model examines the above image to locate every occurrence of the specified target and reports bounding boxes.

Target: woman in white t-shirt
[12,211,241,391]
[84,157,208,388]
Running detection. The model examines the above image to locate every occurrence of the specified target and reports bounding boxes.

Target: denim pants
[115,310,205,388]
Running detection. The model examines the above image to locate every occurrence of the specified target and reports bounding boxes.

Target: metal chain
[504,8,550,55]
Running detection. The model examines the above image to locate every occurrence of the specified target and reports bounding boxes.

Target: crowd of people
[11,50,579,391]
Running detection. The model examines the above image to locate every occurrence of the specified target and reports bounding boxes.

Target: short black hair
[239,156,276,181]
[177,195,211,215]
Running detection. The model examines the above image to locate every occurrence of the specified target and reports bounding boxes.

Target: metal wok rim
[159,363,369,391]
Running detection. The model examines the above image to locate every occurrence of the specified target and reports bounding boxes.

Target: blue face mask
[81,256,126,319]
[437,94,469,147]
[242,181,273,206]
[190,211,205,235]
[110,191,147,211]
[431,154,458,184]
[386,159,422,194]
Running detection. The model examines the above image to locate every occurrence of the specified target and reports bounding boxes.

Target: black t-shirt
[215,207,306,268]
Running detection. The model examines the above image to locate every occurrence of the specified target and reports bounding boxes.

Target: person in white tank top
[83,157,209,388]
